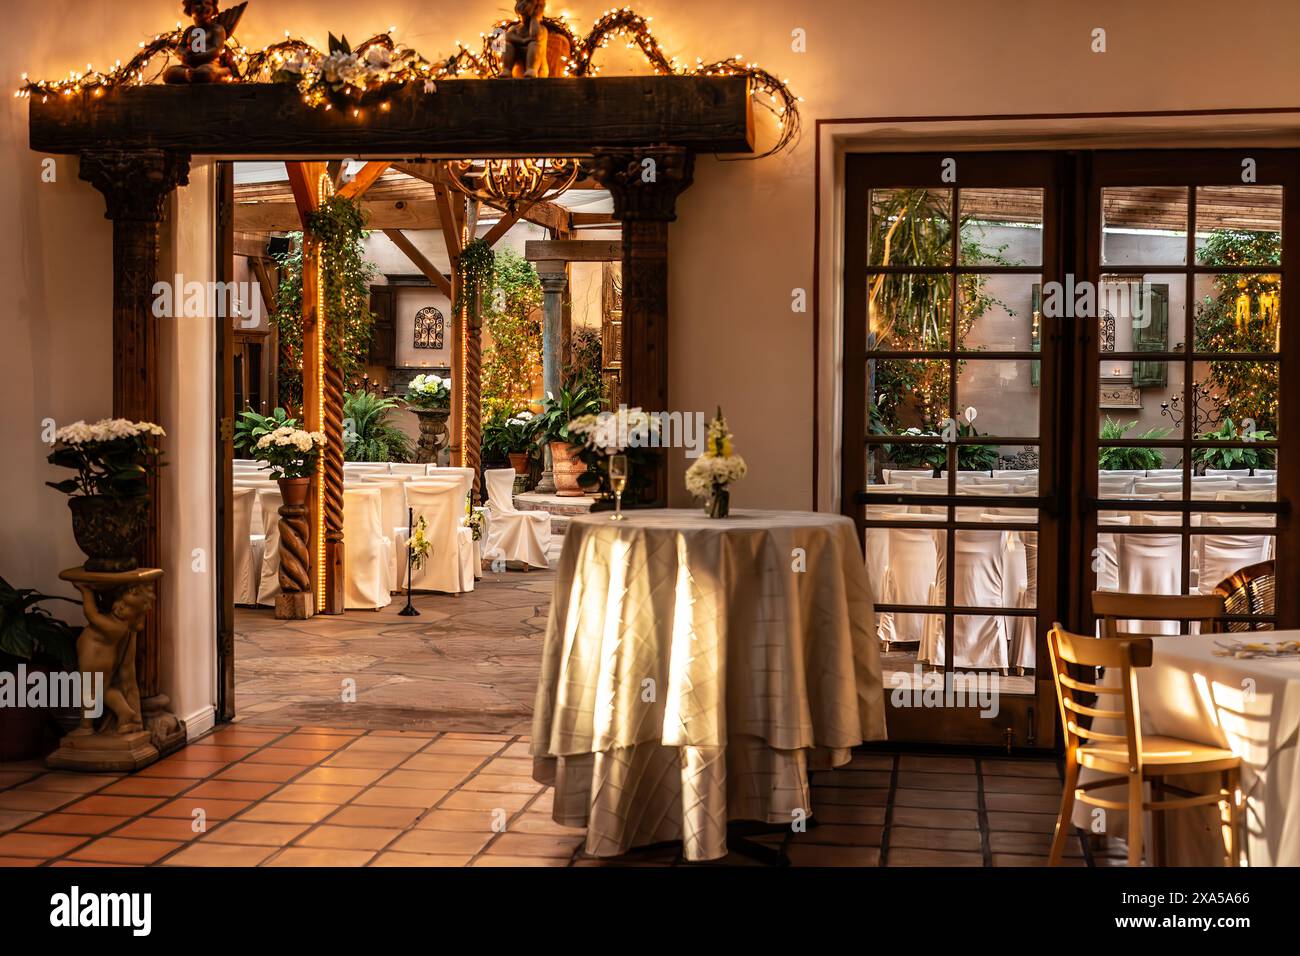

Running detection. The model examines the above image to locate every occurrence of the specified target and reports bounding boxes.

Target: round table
[530,509,887,861]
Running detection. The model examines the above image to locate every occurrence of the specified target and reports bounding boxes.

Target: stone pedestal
[47,729,158,774]
[413,407,451,464]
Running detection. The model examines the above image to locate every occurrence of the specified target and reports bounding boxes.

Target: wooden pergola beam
[234,199,441,232]
[524,239,622,262]
[337,161,392,199]
[382,229,453,299]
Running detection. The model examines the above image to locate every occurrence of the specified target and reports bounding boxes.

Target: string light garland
[16,7,802,157]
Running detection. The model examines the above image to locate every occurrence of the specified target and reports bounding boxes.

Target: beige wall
[7,0,1300,717]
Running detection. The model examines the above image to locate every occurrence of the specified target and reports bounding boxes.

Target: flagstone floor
[0,570,1126,868]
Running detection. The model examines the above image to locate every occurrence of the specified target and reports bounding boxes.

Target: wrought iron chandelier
[442,157,582,213]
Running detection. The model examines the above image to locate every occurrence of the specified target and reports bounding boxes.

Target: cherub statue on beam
[164,0,248,84]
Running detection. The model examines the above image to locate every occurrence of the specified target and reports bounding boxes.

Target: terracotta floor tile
[369,730,438,740]
[296,825,400,851]
[887,847,983,867]
[215,763,304,784]
[790,824,883,847]
[899,755,978,774]
[485,832,583,858]
[895,771,979,792]
[112,817,207,842]
[264,847,376,867]
[812,804,887,826]
[984,792,1062,814]
[891,788,978,811]
[461,775,543,795]
[345,736,427,753]
[201,729,283,747]
[246,748,325,766]
[400,753,487,774]
[987,811,1059,833]
[0,790,80,812]
[498,743,532,758]
[508,813,586,836]
[20,814,128,836]
[136,760,230,779]
[273,734,356,752]
[528,790,554,814]
[981,775,1062,796]
[0,771,40,789]
[274,783,364,804]
[889,806,980,830]
[67,837,181,865]
[64,795,165,816]
[389,829,493,856]
[238,802,338,825]
[377,769,466,790]
[294,726,366,737]
[0,809,42,832]
[16,772,118,794]
[481,757,533,775]
[352,787,447,809]
[887,826,983,852]
[785,844,881,867]
[294,767,388,787]
[179,745,257,762]
[0,832,89,858]
[472,855,567,867]
[326,805,423,828]
[205,821,310,846]
[439,790,531,813]
[444,732,513,741]
[0,855,42,866]
[185,780,281,801]
[161,843,278,867]
[151,797,251,820]
[413,808,501,832]
[420,738,503,757]
[321,750,406,770]
[369,852,471,867]
[99,777,196,798]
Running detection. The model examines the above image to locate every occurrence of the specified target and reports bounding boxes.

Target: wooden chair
[1046,624,1241,867]
[1092,591,1225,638]
[1211,559,1275,632]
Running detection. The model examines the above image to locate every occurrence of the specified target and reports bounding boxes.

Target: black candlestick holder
[399,506,419,617]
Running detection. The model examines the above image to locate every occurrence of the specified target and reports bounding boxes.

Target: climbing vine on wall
[481,251,542,421]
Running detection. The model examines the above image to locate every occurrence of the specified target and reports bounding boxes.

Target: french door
[842,148,1300,750]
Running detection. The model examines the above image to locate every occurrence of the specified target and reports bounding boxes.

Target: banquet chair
[1092,591,1224,638]
[255,486,284,606]
[878,513,940,648]
[984,513,1037,672]
[1207,468,1251,479]
[1046,624,1240,867]
[921,529,1008,670]
[406,481,476,594]
[358,475,413,586]
[388,463,429,477]
[342,486,394,609]
[1145,468,1182,478]
[863,485,908,606]
[1098,473,1136,497]
[343,462,390,475]
[1211,559,1275,631]
[1231,475,1278,488]
[883,469,935,489]
[232,486,258,606]
[1114,531,1184,631]
[1095,514,1132,591]
[1196,517,1272,597]
[482,468,550,570]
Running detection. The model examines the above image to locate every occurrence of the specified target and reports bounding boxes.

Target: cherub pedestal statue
[45,568,165,772]
[163,0,248,84]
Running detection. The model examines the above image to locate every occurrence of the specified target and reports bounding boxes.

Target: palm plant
[1098,417,1172,471]
[343,389,413,462]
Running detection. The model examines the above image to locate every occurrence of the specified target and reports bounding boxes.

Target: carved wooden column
[591,146,694,505]
[79,148,191,755]
[535,267,567,494]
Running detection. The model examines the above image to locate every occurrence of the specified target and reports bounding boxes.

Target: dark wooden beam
[382,229,453,298]
[525,239,622,262]
[30,77,753,156]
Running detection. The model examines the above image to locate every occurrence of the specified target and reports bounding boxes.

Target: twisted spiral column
[465,287,484,502]
[277,500,312,593]
[322,356,346,612]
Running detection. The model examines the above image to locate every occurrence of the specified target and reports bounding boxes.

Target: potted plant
[535,383,601,496]
[253,425,325,521]
[46,419,165,572]
[485,409,539,474]
[1193,418,1277,474]
[404,372,452,464]
[0,576,79,761]
[567,406,661,510]
[343,389,413,463]
[1098,417,1173,471]
[234,406,297,457]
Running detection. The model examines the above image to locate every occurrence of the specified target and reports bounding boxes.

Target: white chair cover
[344,462,391,475]
[877,514,938,647]
[388,462,428,476]
[342,486,393,609]
[356,475,409,586]
[256,486,284,606]
[1098,473,1135,497]
[1144,468,1182,478]
[1197,515,1272,596]
[406,482,475,594]
[482,468,550,569]
[1096,514,1132,591]
[883,469,935,489]
[1216,488,1276,502]
[1231,476,1278,488]
[1115,531,1183,633]
[232,487,257,606]
[1207,468,1251,478]
[983,513,1037,670]
[922,529,1008,669]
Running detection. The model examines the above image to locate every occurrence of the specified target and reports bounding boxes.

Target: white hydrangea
[55,418,165,445]
[568,407,660,454]
[684,409,746,499]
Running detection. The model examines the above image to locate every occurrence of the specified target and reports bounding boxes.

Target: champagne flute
[609,454,629,521]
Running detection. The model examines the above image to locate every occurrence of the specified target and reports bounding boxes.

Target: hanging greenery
[1193,230,1280,433]
[456,237,496,318]
[481,250,542,421]
[270,196,377,413]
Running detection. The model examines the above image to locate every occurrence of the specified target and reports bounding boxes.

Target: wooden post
[78,148,191,754]
[591,146,694,505]
[536,266,567,494]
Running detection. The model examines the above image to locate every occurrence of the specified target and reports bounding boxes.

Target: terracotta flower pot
[550,441,588,497]
[68,495,149,572]
[508,452,530,475]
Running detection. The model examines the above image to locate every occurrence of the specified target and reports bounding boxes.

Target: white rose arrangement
[567,407,660,454]
[46,419,166,499]
[254,426,326,480]
[685,408,746,516]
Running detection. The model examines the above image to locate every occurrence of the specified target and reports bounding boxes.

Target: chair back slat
[1049,623,1149,773]
[1092,591,1224,637]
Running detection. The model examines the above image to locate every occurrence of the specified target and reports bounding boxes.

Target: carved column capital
[590,146,694,222]
[538,271,568,293]
[79,149,191,222]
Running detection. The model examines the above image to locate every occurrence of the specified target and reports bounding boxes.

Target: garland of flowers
[17,9,800,157]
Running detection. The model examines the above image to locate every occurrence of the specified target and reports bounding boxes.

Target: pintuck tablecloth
[1073,632,1300,866]
[531,509,887,861]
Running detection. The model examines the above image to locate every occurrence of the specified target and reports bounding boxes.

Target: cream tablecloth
[1072,632,1300,866]
[531,509,887,861]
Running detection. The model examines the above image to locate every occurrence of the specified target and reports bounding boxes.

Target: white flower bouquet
[685,408,746,518]
[404,372,451,410]
[254,426,326,480]
[46,419,166,499]
[567,407,661,454]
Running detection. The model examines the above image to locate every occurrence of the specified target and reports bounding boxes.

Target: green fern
[343,390,413,463]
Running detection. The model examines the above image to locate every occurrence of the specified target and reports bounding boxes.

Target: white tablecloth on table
[1073,632,1300,866]
[531,509,887,861]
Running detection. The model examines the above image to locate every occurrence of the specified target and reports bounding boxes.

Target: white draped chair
[255,486,284,606]
[1233,475,1277,488]
[985,513,1037,671]
[877,513,939,648]
[1207,468,1251,478]
[1198,514,1273,594]
[342,486,394,609]
[344,462,390,475]
[232,487,258,606]
[1098,473,1136,497]
[1096,513,1132,591]
[1115,530,1183,632]
[1145,468,1182,478]
[863,485,907,609]
[388,463,428,477]
[482,468,550,570]
[883,469,935,489]
[406,481,476,594]
[922,529,1008,670]
[359,475,414,587]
